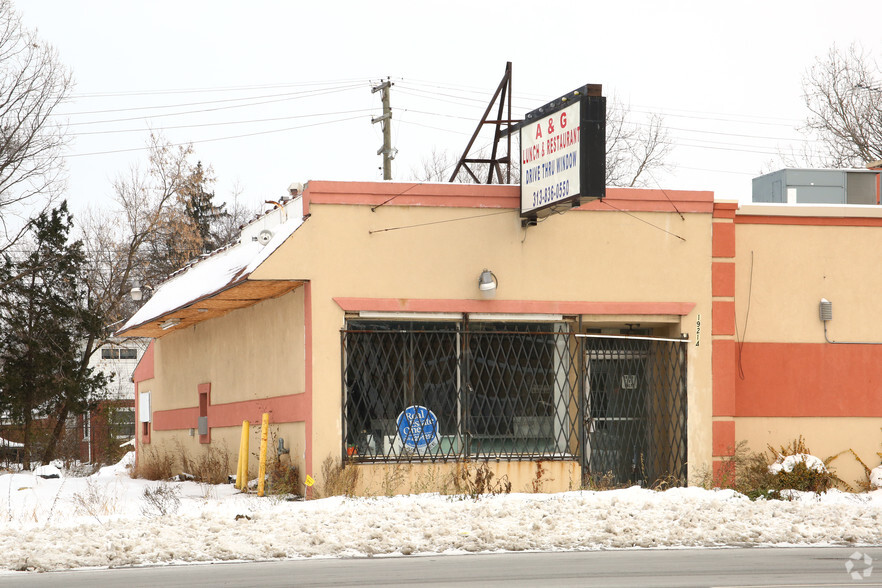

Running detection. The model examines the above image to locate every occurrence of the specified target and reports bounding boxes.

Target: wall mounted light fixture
[478,269,498,299]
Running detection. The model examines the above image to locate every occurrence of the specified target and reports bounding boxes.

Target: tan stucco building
[121,180,882,493]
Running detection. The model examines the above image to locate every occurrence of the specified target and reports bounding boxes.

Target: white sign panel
[520,101,581,215]
[139,391,151,423]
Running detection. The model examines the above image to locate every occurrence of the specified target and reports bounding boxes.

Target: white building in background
[90,338,149,401]
[73,337,149,463]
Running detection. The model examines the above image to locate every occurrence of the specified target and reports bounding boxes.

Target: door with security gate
[582,335,687,486]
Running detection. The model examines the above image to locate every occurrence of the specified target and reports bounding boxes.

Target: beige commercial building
[121,180,882,493]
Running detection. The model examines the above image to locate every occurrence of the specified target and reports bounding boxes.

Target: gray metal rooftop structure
[752,168,881,205]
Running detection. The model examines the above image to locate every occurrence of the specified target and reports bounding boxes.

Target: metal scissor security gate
[342,320,581,462]
[581,335,688,486]
[342,322,687,487]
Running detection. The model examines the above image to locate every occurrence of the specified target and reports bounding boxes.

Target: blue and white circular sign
[396,405,439,449]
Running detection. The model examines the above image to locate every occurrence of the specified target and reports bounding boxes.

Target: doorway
[582,335,687,486]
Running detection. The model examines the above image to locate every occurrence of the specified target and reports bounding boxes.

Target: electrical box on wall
[197,416,208,436]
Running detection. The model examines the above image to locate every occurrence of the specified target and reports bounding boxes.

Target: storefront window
[342,319,579,461]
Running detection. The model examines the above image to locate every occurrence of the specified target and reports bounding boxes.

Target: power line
[60,84,366,124]
[69,78,374,100]
[401,79,806,127]
[69,108,377,137]
[396,119,473,136]
[677,165,756,176]
[65,114,367,158]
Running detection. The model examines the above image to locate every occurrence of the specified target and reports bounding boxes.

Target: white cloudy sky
[15,0,882,214]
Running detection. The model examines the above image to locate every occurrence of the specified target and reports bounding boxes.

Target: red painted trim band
[333,297,696,316]
[152,393,308,431]
[302,181,713,214]
[132,341,154,383]
[712,421,736,456]
[735,342,882,417]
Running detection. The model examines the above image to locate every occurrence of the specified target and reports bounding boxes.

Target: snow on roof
[118,198,305,334]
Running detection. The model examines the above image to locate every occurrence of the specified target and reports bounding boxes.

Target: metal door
[582,335,687,486]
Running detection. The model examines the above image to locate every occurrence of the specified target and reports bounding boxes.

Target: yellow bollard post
[237,420,249,491]
[257,413,269,497]
[235,423,244,490]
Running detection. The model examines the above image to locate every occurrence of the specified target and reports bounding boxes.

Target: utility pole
[371,78,394,180]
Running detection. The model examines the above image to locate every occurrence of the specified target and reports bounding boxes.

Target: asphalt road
[0,546,880,587]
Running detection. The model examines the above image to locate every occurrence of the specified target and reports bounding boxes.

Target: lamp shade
[478,269,497,299]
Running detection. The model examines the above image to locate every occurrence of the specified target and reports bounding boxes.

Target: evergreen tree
[182,161,228,252]
[0,202,108,467]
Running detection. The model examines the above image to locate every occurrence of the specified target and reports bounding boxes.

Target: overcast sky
[15,0,882,215]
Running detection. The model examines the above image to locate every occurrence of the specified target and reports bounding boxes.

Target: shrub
[267,457,301,497]
[730,436,841,499]
[131,444,175,480]
[178,441,231,485]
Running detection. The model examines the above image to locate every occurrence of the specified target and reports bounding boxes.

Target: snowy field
[1,453,882,574]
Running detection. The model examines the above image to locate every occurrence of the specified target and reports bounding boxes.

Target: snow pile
[769,453,828,475]
[871,466,882,489]
[2,454,882,573]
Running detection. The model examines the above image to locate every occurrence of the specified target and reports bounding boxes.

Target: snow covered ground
[1,452,882,574]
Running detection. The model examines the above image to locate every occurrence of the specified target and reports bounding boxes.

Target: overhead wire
[66,114,368,158]
[69,77,374,99]
[69,108,378,137]
[61,84,367,125]
[51,75,835,178]
[56,75,817,161]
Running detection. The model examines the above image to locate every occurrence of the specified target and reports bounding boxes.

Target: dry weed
[448,460,511,499]
[312,456,360,498]
[131,444,175,480]
[141,482,182,516]
[178,441,231,485]
[71,478,119,523]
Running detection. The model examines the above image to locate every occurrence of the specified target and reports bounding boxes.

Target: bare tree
[28,136,193,465]
[801,43,882,167]
[411,147,499,183]
[78,135,205,333]
[79,134,261,332]
[0,0,72,252]
[411,97,671,188]
[605,97,672,188]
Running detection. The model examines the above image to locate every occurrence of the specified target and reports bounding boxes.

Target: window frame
[342,315,580,463]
